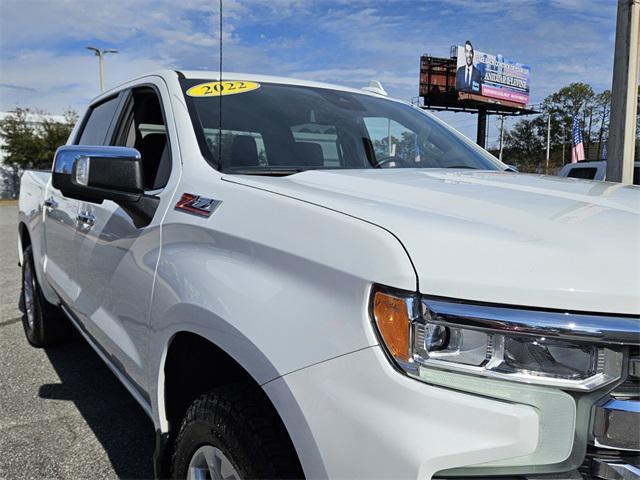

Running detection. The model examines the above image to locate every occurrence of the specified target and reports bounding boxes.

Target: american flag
[571,115,585,163]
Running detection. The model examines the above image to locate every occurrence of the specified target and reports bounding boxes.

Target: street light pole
[98,53,104,92]
[86,46,118,93]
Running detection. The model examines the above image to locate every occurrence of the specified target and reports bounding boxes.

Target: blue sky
[0,0,618,145]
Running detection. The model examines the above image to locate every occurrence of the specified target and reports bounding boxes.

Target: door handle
[77,211,95,228]
[44,197,58,211]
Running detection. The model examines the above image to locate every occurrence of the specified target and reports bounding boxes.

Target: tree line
[493,83,640,173]
[0,108,77,198]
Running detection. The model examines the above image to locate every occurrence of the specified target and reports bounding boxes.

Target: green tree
[592,90,611,159]
[500,82,620,172]
[0,108,78,170]
[542,82,596,160]
[0,108,77,197]
[503,117,546,172]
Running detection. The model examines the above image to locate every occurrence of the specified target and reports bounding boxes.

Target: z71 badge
[175,193,222,217]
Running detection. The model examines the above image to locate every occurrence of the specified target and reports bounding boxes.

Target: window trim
[110,89,135,147]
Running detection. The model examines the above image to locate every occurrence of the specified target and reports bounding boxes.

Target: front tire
[170,384,303,479]
[19,245,69,347]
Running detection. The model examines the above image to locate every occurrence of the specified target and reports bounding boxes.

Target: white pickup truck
[558,160,640,185]
[17,70,640,480]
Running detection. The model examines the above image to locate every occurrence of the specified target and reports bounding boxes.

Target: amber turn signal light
[372,290,411,362]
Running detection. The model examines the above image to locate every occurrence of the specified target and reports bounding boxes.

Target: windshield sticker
[186,81,260,97]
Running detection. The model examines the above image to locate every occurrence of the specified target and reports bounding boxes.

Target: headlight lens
[499,336,598,378]
[371,287,626,391]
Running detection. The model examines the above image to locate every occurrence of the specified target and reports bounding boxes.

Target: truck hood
[226,169,640,315]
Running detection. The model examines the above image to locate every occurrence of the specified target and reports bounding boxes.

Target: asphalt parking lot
[0,204,155,479]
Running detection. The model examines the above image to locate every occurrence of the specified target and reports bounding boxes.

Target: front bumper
[265,342,639,480]
[265,345,540,479]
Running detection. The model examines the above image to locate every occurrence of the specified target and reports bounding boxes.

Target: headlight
[371,286,635,391]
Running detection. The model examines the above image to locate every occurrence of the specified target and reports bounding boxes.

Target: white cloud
[0,50,163,112]
[0,0,619,146]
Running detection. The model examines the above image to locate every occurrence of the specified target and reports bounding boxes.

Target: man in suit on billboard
[456,41,482,93]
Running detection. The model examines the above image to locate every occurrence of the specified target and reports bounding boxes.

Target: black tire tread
[170,383,303,479]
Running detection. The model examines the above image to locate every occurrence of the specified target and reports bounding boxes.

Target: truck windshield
[180,79,504,175]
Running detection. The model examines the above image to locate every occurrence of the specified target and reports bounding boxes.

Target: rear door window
[77,96,120,145]
[567,167,597,180]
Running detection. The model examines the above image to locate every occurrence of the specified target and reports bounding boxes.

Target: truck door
[74,81,177,397]
[43,95,121,307]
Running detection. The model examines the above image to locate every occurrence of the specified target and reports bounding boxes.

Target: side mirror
[52,145,159,227]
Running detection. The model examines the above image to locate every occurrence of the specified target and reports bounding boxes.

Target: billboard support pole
[477,107,487,148]
[606,0,639,184]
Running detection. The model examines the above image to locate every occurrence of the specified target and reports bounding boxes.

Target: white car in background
[559,160,640,184]
[17,70,640,480]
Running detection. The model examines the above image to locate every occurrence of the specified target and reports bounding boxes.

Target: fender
[150,313,328,478]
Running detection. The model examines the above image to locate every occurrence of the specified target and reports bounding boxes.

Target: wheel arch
[157,323,324,477]
[154,302,282,435]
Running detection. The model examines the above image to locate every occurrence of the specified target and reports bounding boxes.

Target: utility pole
[597,101,609,158]
[606,0,639,184]
[86,46,118,93]
[562,126,566,165]
[485,116,490,147]
[499,115,505,161]
[586,107,593,159]
[545,113,551,174]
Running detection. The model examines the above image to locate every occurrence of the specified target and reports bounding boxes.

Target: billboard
[456,42,530,105]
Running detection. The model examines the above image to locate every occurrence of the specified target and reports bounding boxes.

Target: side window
[113,87,171,190]
[567,167,597,180]
[77,96,120,145]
